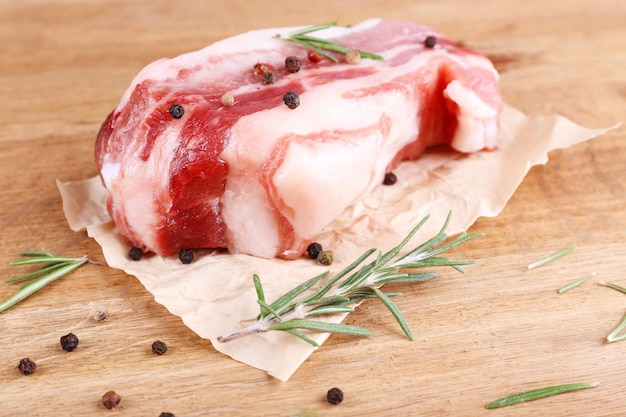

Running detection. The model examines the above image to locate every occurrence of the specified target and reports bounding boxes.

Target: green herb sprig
[485,382,599,409]
[218,212,481,346]
[0,250,95,313]
[274,22,384,63]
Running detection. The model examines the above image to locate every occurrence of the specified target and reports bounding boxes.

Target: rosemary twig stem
[218,212,481,345]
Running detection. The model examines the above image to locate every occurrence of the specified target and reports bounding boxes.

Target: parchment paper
[57,104,618,381]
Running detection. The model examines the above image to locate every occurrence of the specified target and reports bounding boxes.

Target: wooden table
[1,1,625,415]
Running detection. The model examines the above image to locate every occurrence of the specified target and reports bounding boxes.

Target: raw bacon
[95,19,502,259]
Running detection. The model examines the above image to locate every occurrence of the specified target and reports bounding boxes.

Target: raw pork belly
[95,19,502,259]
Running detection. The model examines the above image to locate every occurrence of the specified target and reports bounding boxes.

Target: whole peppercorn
[178,249,194,264]
[307,49,323,63]
[317,250,334,266]
[262,71,276,85]
[283,91,300,109]
[60,332,79,352]
[17,358,36,375]
[285,56,302,73]
[152,340,168,355]
[102,390,121,409]
[383,172,397,185]
[221,93,235,107]
[306,242,323,260]
[326,387,344,405]
[129,246,143,261]
[424,35,437,48]
[159,413,176,417]
[345,49,361,65]
[168,103,185,119]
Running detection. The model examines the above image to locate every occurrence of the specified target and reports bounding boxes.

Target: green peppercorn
[168,103,185,119]
[178,249,193,264]
[129,246,143,261]
[17,357,36,375]
[326,387,344,405]
[283,91,300,109]
[317,250,334,266]
[60,332,79,352]
[424,35,437,48]
[383,172,397,185]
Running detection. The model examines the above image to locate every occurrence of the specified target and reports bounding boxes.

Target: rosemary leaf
[304,305,355,317]
[283,329,320,347]
[372,287,414,340]
[252,274,269,317]
[607,310,626,342]
[527,245,576,270]
[599,281,626,295]
[5,262,73,283]
[485,382,599,409]
[267,271,329,317]
[268,319,372,337]
[558,272,595,294]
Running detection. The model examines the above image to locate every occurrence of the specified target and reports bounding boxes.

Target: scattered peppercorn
[283,91,300,109]
[262,71,276,85]
[152,340,168,355]
[345,49,361,65]
[285,56,302,73]
[129,246,143,261]
[253,62,274,75]
[307,49,323,63]
[178,249,193,264]
[102,391,121,409]
[92,309,108,322]
[383,172,397,185]
[168,103,185,119]
[221,93,235,107]
[317,250,334,266]
[306,242,323,260]
[60,332,79,352]
[424,35,437,48]
[326,387,344,405]
[159,413,175,417]
[17,358,36,375]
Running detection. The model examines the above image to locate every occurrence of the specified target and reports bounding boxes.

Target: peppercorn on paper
[58,104,617,381]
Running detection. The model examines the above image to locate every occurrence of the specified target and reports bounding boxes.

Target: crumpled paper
[57,104,617,381]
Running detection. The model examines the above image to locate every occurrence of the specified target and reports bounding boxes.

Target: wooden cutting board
[1,0,625,415]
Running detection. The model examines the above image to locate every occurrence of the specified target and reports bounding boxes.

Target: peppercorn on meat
[95,19,502,259]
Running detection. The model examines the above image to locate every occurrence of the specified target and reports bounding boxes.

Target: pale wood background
[1,0,625,415]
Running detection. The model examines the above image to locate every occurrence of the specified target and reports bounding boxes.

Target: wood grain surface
[1,1,625,415]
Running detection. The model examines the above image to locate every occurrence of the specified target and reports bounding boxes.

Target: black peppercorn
[102,390,121,409]
[152,340,168,355]
[60,332,79,352]
[424,35,437,48]
[129,246,143,261]
[306,242,323,260]
[168,103,185,119]
[285,56,302,73]
[17,357,36,375]
[262,71,276,85]
[383,172,397,185]
[178,249,194,264]
[283,91,300,109]
[159,413,176,417]
[326,387,344,405]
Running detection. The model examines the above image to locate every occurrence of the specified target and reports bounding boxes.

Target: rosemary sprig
[218,212,482,346]
[485,382,599,409]
[274,22,384,63]
[0,250,94,313]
